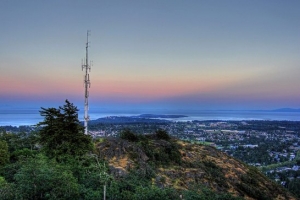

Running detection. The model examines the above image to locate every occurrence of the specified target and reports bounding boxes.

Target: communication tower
[82,31,92,134]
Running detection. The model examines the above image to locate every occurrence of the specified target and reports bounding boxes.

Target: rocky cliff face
[96,136,296,200]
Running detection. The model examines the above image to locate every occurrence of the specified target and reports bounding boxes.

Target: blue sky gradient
[0,0,300,111]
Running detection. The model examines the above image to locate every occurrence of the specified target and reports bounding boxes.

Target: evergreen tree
[13,154,79,199]
[0,140,9,167]
[37,100,93,159]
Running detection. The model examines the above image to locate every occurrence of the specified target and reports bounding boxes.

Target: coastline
[0,110,299,127]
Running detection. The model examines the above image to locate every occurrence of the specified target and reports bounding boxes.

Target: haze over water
[1,108,299,127]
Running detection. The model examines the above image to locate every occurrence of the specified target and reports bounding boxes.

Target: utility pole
[82,31,91,134]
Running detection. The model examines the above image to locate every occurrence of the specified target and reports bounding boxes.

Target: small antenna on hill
[82,30,92,134]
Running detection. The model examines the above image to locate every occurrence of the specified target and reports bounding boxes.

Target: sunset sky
[1,0,300,111]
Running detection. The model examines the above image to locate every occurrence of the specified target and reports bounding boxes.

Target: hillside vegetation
[95,129,296,200]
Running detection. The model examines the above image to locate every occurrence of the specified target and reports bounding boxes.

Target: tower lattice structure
[82,31,91,134]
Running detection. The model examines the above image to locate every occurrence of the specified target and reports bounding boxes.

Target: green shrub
[120,129,139,142]
[183,185,242,200]
[0,140,9,166]
[288,179,300,198]
[203,161,228,188]
[155,129,170,140]
[237,168,271,200]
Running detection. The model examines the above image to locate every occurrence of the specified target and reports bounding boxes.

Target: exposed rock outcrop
[96,137,296,200]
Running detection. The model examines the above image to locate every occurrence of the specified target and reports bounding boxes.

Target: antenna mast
[82,30,91,134]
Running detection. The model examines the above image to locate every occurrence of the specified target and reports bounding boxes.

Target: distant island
[88,114,187,125]
[89,116,169,124]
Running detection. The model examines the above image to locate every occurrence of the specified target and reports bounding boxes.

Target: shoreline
[1,117,300,127]
[1,110,299,127]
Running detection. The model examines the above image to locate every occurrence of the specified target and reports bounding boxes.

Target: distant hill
[88,114,188,125]
[96,136,296,200]
[89,116,169,124]
[272,108,300,112]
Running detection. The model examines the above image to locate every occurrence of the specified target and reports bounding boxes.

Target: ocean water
[0,108,299,126]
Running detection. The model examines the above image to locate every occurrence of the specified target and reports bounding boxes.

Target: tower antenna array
[82,30,92,134]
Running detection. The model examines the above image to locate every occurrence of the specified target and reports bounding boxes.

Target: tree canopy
[37,100,93,159]
[0,140,9,167]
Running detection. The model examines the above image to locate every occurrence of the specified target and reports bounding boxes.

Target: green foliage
[0,176,5,184]
[79,186,103,200]
[105,176,240,200]
[132,186,178,200]
[203,161,228,189]
[0,132,21,153]
[152,142,182,166]
[155,129,171,140]
[2,160,23,183]
[1,153,111,200]
[37,100,93,159]
[10,148,37,162]
[56,154,111,200]
[139,137,181,166]
[183,186,242,200]
[106,171,179,200]
[288,178,300,198]
[0,140,9,167]
[13,154,79,199]
[120,128,139,142]
[0,130,39,154]
[237,167,272,200]
[119,129,180,166]
[120,128,172,142]
[0,176,15,200]
[0,100,112,200]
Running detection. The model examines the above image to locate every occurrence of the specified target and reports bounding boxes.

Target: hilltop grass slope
[96,131,296,200]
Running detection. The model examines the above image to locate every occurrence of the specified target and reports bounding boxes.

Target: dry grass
[96,138,297,200]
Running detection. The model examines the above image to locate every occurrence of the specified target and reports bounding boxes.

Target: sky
[0,0,300,112]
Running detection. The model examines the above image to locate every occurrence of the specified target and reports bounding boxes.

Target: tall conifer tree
[38,100,92,159]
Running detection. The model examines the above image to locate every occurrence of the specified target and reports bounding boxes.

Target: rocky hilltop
[96,131,296,200]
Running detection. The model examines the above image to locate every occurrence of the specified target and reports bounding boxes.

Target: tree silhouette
[38,100,92,159]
